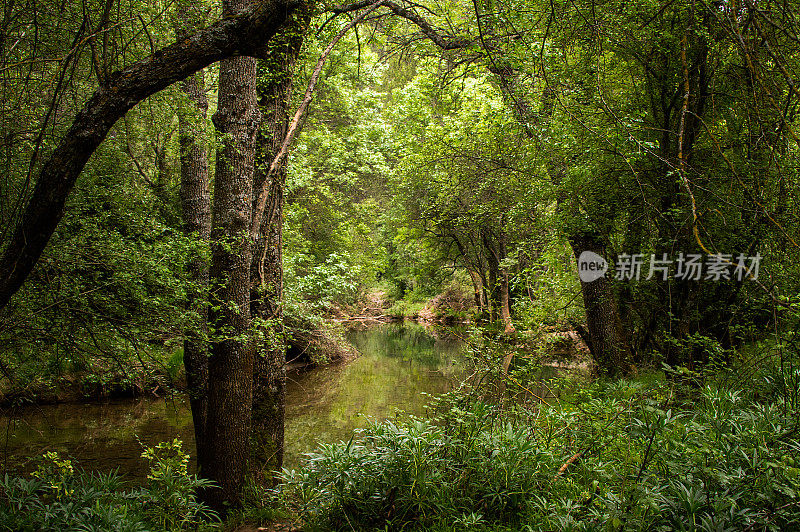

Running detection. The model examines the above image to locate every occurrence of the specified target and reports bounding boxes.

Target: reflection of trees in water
[4,324,467,478]
[290,323,463,417]
[0,398,195,480]
[346,322,465,367]
[284,323,467,468]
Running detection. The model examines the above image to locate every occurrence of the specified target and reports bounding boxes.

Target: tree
[392,72,534,334]
[377,0,800,375]
[250,10,311,481]
[0,0,301,312]
[175,0,213,475]
[0,0,303,511]
[202,0,263,509]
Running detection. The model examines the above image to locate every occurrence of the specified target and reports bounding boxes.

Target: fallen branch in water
[336,315,396,322]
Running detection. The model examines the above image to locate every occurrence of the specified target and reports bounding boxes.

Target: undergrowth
[276,358,800,531]
[0,439,217,531]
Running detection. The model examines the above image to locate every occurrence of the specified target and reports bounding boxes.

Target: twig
[554,449,584,479]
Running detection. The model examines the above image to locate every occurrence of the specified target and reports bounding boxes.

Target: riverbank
[274,359,800,531]
[0,308,360,408]
[0,322,467,480]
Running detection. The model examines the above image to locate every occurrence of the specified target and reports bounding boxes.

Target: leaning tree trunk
[499,270,515,335]
[175,2,211,474]
[203,0,260,509]
[568,232,632,377]
[0,0,298,313]
[249,15,308,483]
[485,253,499,321]
[467,269,485,310]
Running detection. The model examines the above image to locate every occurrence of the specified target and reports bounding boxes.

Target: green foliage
[0,440,218,531]
[0,106,199,401]
[137,439,218,530]
[386,299,427,319]
[282,299,357,365]
[285,252,364,309]
[278,358,800,531]
[30,451,76,501]
[390,68,549,312]
[283,28,396,309]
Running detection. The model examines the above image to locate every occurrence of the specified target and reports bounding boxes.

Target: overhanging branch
[0,0,302,311]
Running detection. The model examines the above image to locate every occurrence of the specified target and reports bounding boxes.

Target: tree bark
[176,1,212,475]
[568,232,632,377]
[179,69,212,473]
[203,0,261,508]
[0,0,299,312]
[249,14,308,483]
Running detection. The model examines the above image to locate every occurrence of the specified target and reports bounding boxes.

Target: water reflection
[0,321,465,479]
[285,321,464,467]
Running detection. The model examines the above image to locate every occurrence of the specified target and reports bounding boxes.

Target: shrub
[0,439,218,531]
[278,369,800,531]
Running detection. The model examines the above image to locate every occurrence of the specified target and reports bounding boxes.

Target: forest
[0,0,799,529]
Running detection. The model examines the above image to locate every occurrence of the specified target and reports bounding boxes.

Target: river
[0,321,465,480]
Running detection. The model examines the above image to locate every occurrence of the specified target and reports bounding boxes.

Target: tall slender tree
[203,0,260,509]
[175,0,212,473]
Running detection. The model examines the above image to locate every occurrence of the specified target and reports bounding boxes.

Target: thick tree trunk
[178,67,212,469]
[0,0,298,312]
[203,0,260,507]
[249,17,307,482]
[568,232,632,377]
[176,2,212,474]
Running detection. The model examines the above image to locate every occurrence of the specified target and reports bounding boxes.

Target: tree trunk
[568,232,632,377]
[467,269,484,310]
[203,0,260,508]
[249,15,308,483]
[176,2,212,474]
[486,254,499,321]
[482,228,514,333]
[499,270,515,335]
[0,0,298,312]
[178,67,212,471]
[452,235,488,315]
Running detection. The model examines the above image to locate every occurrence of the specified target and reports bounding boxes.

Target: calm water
[0,321,465,479]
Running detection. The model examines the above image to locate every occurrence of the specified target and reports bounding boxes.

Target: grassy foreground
[2,354,798,531]
[274,362,800,531]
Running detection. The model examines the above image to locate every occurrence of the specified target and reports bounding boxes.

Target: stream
[0,321,466,480]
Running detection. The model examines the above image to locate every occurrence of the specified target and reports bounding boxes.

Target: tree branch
[250,0,385,238]
[329,0,471,49]
[0,0,302,311]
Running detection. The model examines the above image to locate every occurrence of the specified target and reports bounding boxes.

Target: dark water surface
[0,321,465,480]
